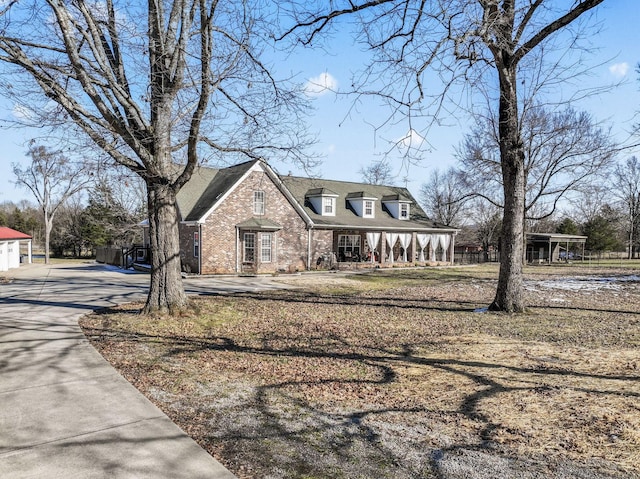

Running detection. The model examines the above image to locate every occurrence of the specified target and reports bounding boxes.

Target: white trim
[303,224,458,233]
[307,228,312,270]
[199,224,202,274]
[243,232,256,263]
[253,190,266,215]
[260,232,273,263]
[261,162,314,226]
[235,227,240,273]
[400,203,410,219]
[197,161,265,223]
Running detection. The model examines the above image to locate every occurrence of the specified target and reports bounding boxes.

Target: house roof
[305,187,338,197]
[177,160,258,222]
[526,233,587,243]
[175,160,456,233]
[0,226,32,241]
[280,176,456,232]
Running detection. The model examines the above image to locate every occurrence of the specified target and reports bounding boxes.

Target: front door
[242,232,256,273]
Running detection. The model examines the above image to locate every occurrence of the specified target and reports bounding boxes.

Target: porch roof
[0,227,32,241]
[527,233,587,244]
[236,218,282,231]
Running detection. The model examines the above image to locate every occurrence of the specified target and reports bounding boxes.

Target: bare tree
[472,199,502,263]
[0,1,311,313]
[281,0,606,312]
[457,105,616,221]
[568,182,610,225]
[13,144,91,263]
[611,156,640,258]
[420,167,468,226]
[360,159,394,185]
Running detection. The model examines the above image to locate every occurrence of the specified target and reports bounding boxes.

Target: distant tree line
[0,195,144,258]
[2,166,145,259]
[419,155,640,259]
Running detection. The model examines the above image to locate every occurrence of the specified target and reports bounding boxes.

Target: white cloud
[12,104,34,120]
[398,129,426,150]
[304,72,338,96]
[609,62,629,78]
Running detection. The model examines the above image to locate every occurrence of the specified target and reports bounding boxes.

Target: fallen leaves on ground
[80,265,640,479]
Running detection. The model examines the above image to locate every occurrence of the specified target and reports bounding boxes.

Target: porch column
[27,240,32,264]
[380,232,387,265]
[411,232,417,263]
[450,233,455,265]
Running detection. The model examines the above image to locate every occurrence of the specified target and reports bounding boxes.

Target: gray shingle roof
[177,160,258,222]
[280,175,454,231]
[236,218,282,230]
[176,160,456,233]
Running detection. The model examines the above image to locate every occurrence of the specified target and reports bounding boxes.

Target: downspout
[198,224,202,274]
[307,227,312,271]
[235,227,240,273]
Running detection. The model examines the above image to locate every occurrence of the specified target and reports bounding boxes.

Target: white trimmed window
[243,232,255,262]
[323,196,334,214]
[261,233,273,262]
[364,200,374,218]
[193,232,199,258]
[338,234,361,261]
[253,190,265,215]
[400,203,409,219]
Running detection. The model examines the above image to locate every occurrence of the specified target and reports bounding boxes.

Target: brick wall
[198,169,309,274]
[179,224,199,273]
[309,229,333,264]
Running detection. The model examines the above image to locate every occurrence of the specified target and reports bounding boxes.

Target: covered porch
[329,229,457,267]
[526,233,587,263]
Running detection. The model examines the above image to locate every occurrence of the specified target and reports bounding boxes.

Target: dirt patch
[80,265,640,478]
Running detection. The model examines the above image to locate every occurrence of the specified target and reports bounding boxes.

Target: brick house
[144,159,458,274]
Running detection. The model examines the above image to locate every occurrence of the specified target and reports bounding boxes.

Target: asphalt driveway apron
[0,263,237,479]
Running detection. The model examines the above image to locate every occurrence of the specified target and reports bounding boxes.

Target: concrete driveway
[0,262,286,479]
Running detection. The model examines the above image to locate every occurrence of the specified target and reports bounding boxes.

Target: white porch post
[450,233,455,265]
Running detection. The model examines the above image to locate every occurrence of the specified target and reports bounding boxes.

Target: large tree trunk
[490,62,526,313]
[143,181,187,314]
[44,211,52,265]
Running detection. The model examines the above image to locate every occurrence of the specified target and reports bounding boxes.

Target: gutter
[313,223,459,234]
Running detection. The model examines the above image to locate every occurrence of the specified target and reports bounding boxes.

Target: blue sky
[1,1,639,204]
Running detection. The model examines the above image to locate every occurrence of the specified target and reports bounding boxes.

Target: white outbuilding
[0,227,32,272]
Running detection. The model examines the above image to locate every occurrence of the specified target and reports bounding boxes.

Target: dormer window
[382,194,411,220]
[364,200,374,217]
[305,187,338,216]
[400,203,409,219]
[323,196,335,214]
[346,191,377,218]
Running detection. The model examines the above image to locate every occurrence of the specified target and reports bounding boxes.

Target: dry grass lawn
[80,264,640,479]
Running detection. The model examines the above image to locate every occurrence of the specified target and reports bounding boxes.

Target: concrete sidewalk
[0,262,236,478]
